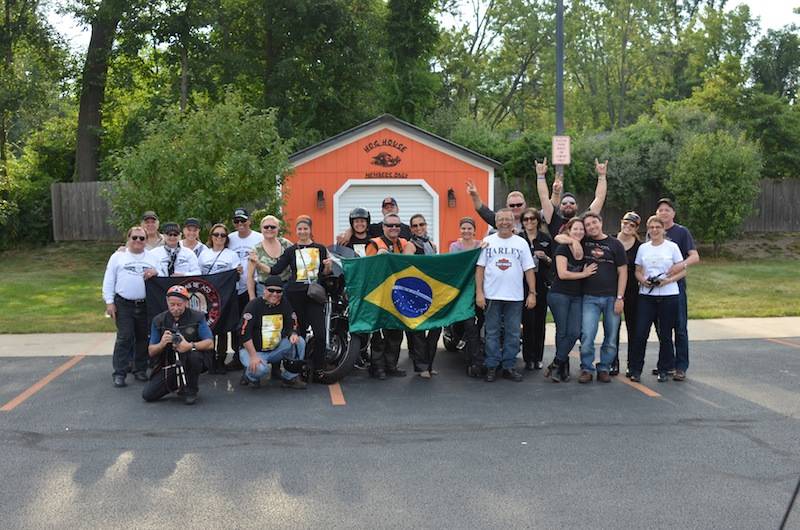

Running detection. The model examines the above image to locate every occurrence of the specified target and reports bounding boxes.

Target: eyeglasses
[383,223,401,228]
[262,225,277,230]
[411,222,427,228]
[522,216,537,222]
[561,200,576,206]
[211,232,227,238]
[266,288,283,294]
[508,202,524,208]
[130,235,145,241]
[166,232,180,237]
[233,218,247,224]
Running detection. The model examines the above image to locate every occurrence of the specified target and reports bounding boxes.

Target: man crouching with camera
[144,285,214,405]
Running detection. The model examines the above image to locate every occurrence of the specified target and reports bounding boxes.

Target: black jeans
[230,292,250,359]
[287,290,326,371]
[461,308,485,368]
[112,295,149,377]
[370,329,404,372]
[142,349,204,401]
[522,286,549,363]
[629,294,679,375]
[409,328,442,371]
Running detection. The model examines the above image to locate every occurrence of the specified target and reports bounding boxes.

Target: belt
[115,294,146,305]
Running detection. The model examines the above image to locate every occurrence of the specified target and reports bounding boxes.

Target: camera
[171,323,183,347]
[646,275,663,287]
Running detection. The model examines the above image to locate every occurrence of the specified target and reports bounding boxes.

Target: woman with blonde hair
[247,215,293,299]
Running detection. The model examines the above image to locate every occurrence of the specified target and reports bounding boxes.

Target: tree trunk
[1,0,15,177]
[73,0,123,182]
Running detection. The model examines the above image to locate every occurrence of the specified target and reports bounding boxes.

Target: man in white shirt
[226,207,263,369]
[149,222,201,277]
[475,209,537,382]
[102,226,159,387]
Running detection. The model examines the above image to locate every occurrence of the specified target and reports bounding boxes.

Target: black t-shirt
[546,211,567,238]
[665,223,695,292]
[346,234,372,257]
[581,235,627,297]
[550,244,583,297]
[624,239,642,298]
[521,230,553,290]
[368,221,412,240]
[240,297,296,352]
[270,242,329,292]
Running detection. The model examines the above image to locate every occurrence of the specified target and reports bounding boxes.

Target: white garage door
[334,179,439,244]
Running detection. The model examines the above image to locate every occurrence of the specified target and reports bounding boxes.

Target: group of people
[101,156,699,404]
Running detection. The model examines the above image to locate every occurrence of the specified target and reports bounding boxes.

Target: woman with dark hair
[519,207,553,370]
[404,214,440,379]
[449,217,485,377]
[544,217,597,382]
[449,217,481,252]
[262,215,332,382]
[198,223,240,373]
[613,211,642,376]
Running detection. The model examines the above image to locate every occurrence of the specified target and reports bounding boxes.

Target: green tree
[668,130,762,255]
[107,94,292,231]
[749,26,800,101]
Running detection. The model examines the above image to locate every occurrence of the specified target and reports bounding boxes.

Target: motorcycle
[304,245,363,382]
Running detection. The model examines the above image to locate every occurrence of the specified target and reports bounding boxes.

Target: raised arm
[535,158,554,223]
[588,158,608,215]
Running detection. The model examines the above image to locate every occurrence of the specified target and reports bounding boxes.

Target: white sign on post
[552,135,571,165]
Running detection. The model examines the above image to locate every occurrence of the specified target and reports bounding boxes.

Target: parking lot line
[767,338,800,349]
[328,382,346,406]
[616,375,662,398]
[1,355,86,412]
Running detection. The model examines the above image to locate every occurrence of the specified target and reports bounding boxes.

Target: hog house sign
[364,137,409,179]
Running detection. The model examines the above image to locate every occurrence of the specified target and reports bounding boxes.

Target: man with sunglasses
[150,222,201,277]
[365,213,413,380]
[535,158,608,237]
[227,207,263,369]
[103,226,160,387]
[466,181,529,233]
[239,276,307,389]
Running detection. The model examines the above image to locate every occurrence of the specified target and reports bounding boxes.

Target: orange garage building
[282,114,502,248]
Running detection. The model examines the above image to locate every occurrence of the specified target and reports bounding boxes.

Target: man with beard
[466,182,529,234]
[536,158,609,237]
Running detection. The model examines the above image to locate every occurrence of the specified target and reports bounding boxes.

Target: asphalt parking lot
[1,337,799,529]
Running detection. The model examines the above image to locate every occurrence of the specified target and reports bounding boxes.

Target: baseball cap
[561,192,577,202]
[166,285,190,301]
[162,222,180,234]
[260,275,284,288]
[381,197,397,207]
[184,217,200,228]
[142,210,158,221]
[656,198,675,210]
[622,211,641,225]
[233,208,249,220]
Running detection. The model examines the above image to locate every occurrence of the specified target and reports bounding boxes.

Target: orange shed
[283,114,501,249]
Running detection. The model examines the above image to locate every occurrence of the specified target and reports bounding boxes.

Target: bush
[108,94,293,231]
[668,131,762,254]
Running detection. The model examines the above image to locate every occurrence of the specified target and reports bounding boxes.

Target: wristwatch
[190,342,197,351]
[616,295,624,300]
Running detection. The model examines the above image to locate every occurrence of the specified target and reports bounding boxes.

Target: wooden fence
[51,181,121,241]
[51,178,800,241]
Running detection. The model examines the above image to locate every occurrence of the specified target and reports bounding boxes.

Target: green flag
[342,249,481,333]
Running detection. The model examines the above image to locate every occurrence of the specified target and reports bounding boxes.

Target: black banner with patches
[145,270,239,333]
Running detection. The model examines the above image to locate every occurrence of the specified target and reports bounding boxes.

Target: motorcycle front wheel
[307,330,361,383]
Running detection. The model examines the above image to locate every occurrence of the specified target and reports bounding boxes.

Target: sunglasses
[130,235,146,241]
[166,232,180,237]
[266,288,283,294]
[508,202,524,208]
[262,225,277,230]
[561,200,576,206]
[411,222,427,228]
[211,232,227,238]
[522,216,537,222]
[383,223,401,228]
[233,218,247,224]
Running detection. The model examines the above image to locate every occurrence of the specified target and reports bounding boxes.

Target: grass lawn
[0,243,798,333]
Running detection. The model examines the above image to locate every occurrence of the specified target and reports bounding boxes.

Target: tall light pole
[555,0,565,179]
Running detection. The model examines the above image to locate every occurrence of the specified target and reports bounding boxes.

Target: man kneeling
[144,285,213,405]
[239,275,307,389]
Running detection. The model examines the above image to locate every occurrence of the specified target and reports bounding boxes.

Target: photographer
[627,216,687,383]
[144,285,213,405]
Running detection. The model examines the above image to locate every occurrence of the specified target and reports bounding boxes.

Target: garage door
[334,179,439,244]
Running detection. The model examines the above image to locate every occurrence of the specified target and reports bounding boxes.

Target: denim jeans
[629,294,679,376]
[548,291,582,363]
[484,299,523,369]
[580,295,621,373]
[675,289,689,372]
[239,337,305,382]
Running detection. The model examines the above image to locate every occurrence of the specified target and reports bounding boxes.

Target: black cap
[561,192,577,202]
[656,197,675,210]
[381,197,397,207]
[162,222,180,234]
[261,275,283,288]
[142,210,158,221]
[233,208,249,220]
[184,217,200,228]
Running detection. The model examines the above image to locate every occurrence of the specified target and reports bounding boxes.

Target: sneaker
[629,373,641,382]
[485,367,497,382]
[673,370,686,381]
[657,372,668,383]
[653,368,676,376]
[502,368,523,382]
[609,362,619,376]
[597,371,611,383]
[533,361,543,370]
[419,370,432,379]
[281,378,307,390]
[625,368,631,378]
[430,369,439,376]
[354,357,368,370]
[578,371,593,384]
[113,375,127,388]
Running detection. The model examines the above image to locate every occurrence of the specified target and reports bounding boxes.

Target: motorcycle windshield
[327,244,357,276]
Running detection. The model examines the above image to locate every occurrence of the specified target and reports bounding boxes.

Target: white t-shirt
[477,233,536,301]
[181,240,208,257]
[228,230,263,294]
[635,240,683,296]
[198,247,240,275]
[102,249,159,303]
[150,245,201,277]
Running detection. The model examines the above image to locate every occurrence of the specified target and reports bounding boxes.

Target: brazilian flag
[342,249,481,333]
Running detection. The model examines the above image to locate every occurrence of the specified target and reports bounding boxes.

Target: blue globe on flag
[391,277,433,318]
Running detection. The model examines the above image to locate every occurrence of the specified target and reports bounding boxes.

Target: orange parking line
[767,338,800,349]
[616,375,662,398]
[328,382,346,406]
[1,355,86,412]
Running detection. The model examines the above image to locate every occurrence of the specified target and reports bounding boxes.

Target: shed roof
[288,113,503,169]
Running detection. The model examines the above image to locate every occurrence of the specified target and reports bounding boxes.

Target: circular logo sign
[180,278,222,327]
[391,277,433,318]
